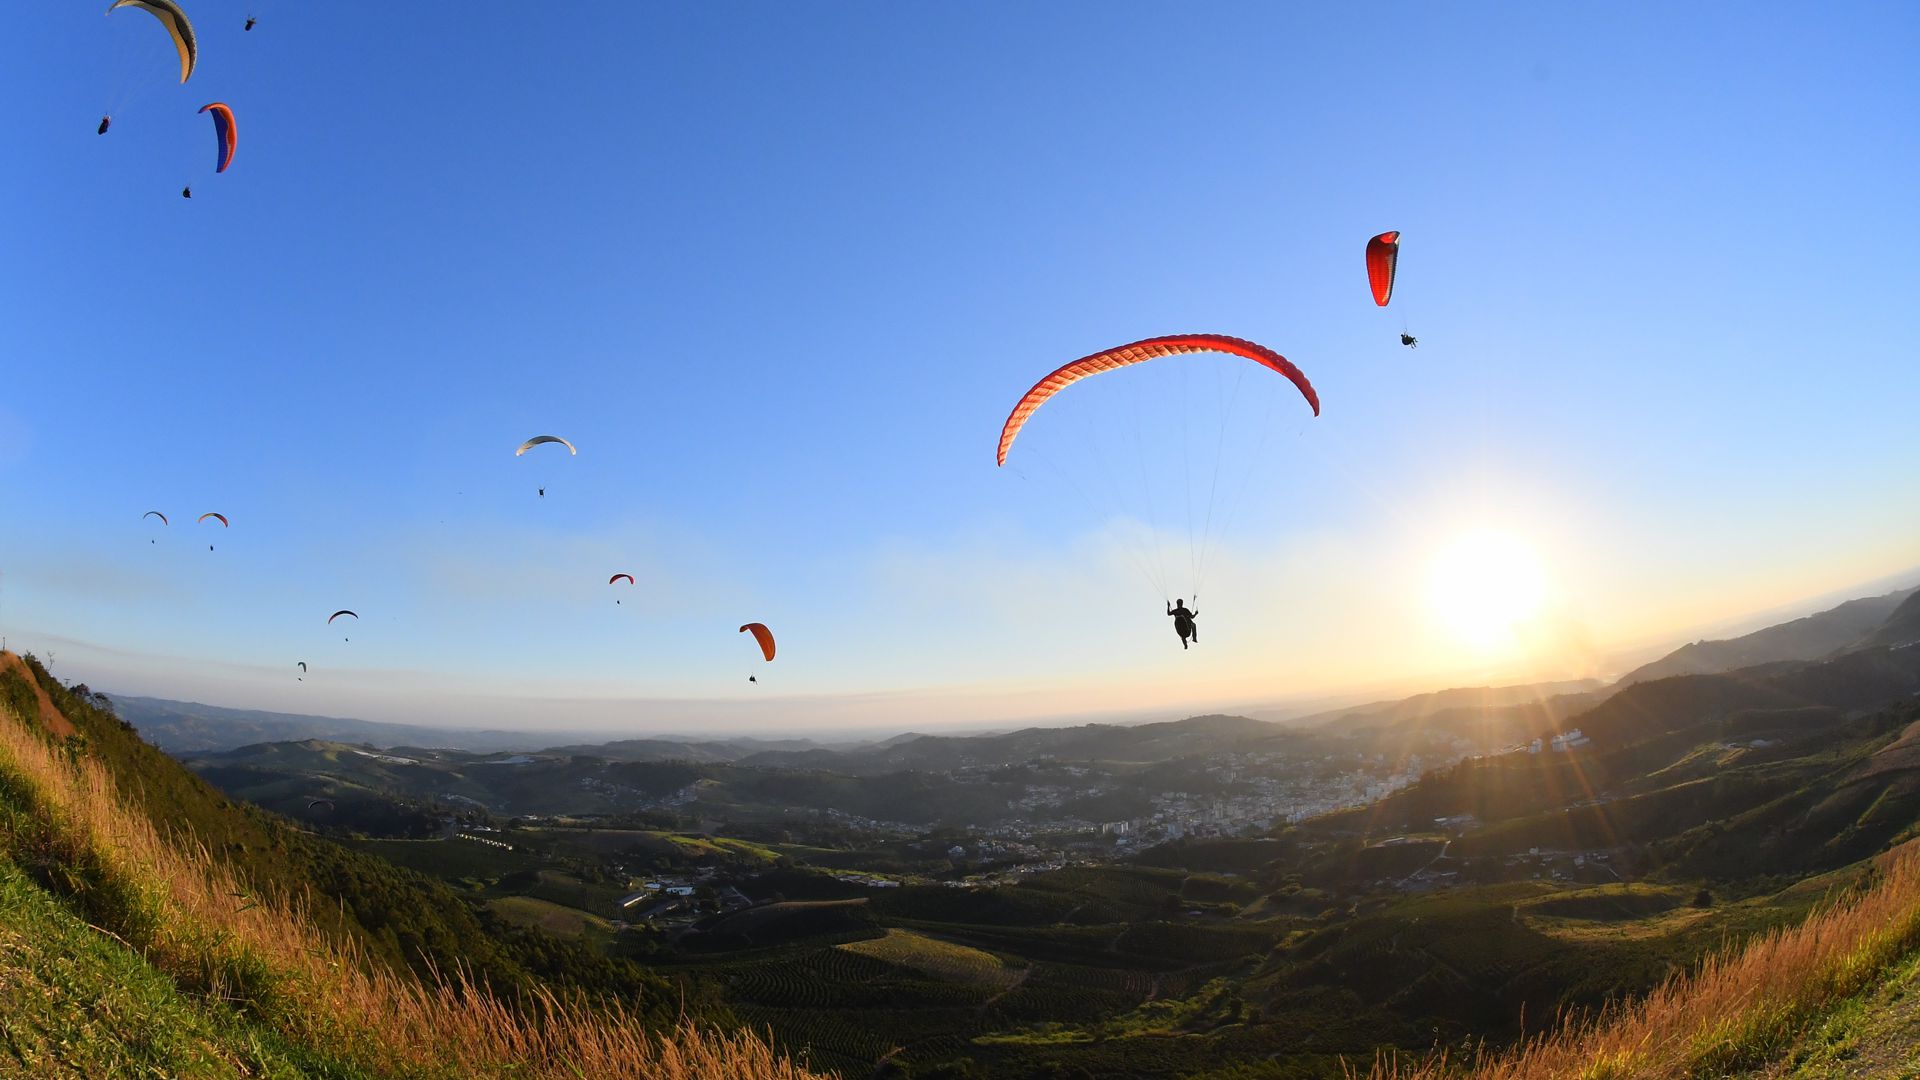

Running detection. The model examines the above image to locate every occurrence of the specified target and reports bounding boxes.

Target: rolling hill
[1617,583,1918,686]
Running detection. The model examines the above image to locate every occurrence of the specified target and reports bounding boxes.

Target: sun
[1427,530,1549,653]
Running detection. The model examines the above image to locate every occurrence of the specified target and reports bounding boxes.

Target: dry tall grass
[0,673,825,1080]
[1353,841,1920,1080]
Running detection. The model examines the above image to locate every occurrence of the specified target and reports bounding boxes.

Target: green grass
[1744,949,1920,1078]
[0,857,368,1080]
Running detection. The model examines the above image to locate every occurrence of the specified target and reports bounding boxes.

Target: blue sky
[2,3,1917,733]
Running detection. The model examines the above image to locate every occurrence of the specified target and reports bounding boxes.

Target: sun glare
[1428,530,1549,653]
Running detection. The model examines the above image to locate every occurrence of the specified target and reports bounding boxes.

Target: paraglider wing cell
[515,435,577,456]
[106,0,197,84]
[143,511,168,525]
[1366,231,1400,307]
[996,334,1320,466]
[326,610,358,625]
[198,103,235,172]
[197,512,228,526]
[739,623,775,662]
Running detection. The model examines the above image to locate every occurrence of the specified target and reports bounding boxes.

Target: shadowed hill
[1858,589,1920,650]
[1296,644,1920,887]
[1618,585,1918,686]
[1297,680,1606,729]
[109,694,579,754]
[734,713,1295,774]
[1355,841,1920,1080]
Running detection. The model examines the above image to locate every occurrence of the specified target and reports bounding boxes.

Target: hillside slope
[0,651,820,1080]
[1357,841,1920,1079]
[1618,585,1917,686]
[14,656,691,1010]
[0,857,355,1079]
[110,694,566,754]
[1859,590,1920,651]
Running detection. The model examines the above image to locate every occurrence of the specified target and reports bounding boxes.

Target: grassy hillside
[1356,840,1920,1079]
[0,856,364,1079]
[8,656,694,1012]
[0,650,819,1080]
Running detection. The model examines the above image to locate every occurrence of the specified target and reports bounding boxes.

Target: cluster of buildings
[1497,728,1593,755]
[614,871,754,925]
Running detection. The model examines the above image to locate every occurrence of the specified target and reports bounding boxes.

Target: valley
[140,587,1920,1077]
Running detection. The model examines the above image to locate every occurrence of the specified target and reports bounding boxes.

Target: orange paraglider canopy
[1366,231,1400,307]
[739,623,775,662]
[996,334,1318,466]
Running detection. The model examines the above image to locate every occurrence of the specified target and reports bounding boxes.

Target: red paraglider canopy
[996,334,1319,466]
[739,623,775,662]
[1366,231,1400,307]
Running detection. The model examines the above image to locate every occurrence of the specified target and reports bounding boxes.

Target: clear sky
[3,3,1916,734]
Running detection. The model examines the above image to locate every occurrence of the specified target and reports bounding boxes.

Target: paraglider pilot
[1400,333,1418,348]
[1168,599,1198,649]
[98,116,111,135]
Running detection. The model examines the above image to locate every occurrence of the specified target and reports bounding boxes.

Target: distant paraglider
[1366,231,1399,307]
[199,511,225,549]
[1368,232,1418,347]
[181,186,192,199]
[995,334,1319,466]
[518,435,574,498]
[198,102,235,173]
[515,435,576,457]
[740,623,775,682]
[106,0,198,84]
[609,573,634,604]
[739,623,775,661]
